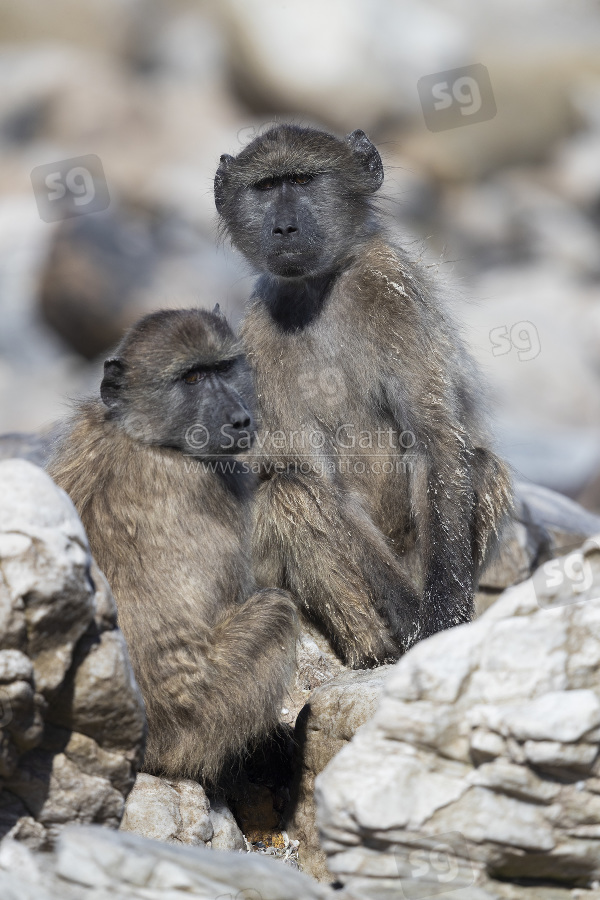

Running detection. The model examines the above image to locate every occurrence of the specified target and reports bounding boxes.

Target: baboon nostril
[231,415,251,430]
[272,224,297,237]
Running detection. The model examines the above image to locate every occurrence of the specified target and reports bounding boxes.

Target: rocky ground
[0,459,145,850]
[2,451,600,897]
[318,550,600,898]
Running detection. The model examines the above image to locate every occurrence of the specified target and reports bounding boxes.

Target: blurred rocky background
[1,0,600,505]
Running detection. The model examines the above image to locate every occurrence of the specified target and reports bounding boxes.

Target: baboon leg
[140,589,298,784]
[253,473,420,667]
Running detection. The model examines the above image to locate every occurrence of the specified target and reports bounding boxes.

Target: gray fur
[215,124,513,667]
[48,308,299,784]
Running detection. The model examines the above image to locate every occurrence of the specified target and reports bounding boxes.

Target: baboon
[48,307,299,784]
[214,124,513,667]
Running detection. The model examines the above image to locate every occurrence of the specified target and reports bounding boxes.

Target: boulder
[0,1,149,56]
[287,485,600,876]
[37,202,251,361]
[281,622,346,729]
[316,536,600,897]
[120,772,244,851]
[476,481,600,614]
[0,429,60,468]
[217,0,468,132]
[0,824,338,899]
[287,666,391,882]
[0,459,145,849]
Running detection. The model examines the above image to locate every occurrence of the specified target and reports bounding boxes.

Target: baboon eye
[183,370,204,384]
[182,358,236,383]
[254,177,275,191]
[290,173,313,185]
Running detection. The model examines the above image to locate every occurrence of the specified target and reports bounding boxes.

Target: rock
[459,264,600,435]
[399,37,600,182]
[281,622,345,728]
[0,192,101,436]
[285,485,600,873]
[316,539,600,896]
[476,481,600,614]
[38,209,158,360]
[578,468,600,516]
[217,0,468,132]
[0,824,338,899]
[287,666,392,881]
[551,125,600,212]
[0,459,145,849]
[499,425,600,500]
[120,772,244,851]
[0,1,150,57]
[120,773,212,846]
[440,170,600,278]
[37,199,252,360]
[209,797,245,851]
[518,482,600,548]
[0,429,61,468]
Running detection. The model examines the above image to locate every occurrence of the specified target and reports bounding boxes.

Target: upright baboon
[48,308,299,784]
[214,124,512,667]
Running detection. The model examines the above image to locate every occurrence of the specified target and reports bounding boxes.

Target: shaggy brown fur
[215,125,513,667]
[48,308,298,784]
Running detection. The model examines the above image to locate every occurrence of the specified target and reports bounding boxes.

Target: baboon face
[100,308,255,457]
[215,125,384,278]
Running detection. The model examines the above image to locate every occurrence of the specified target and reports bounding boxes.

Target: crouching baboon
[214,124,513,667]
[48,308,299,784]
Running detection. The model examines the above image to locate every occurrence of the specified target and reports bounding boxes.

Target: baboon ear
[345,129,384,192]
[101,357,125,408]
[214,153,234,214]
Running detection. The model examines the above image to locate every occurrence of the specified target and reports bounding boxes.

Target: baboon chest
[246,296,411,531]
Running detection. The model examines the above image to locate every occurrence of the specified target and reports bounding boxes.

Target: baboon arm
[411,443,477,637]
[382,376,511,639]
[471,446,514,576]
[417,443,512,638]
[138,590,298,783]
[253,473,420,666]
[381,375,478,636]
